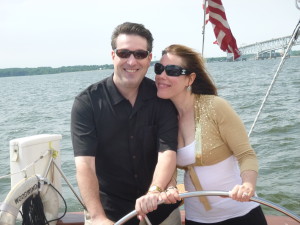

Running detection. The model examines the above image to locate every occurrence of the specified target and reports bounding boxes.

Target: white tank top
[177,141,259,223]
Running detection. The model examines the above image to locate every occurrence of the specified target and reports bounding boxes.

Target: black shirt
[71,74,178,224]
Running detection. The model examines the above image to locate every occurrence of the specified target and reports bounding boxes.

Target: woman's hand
[230,170,257,202]
[159,186,181,204]
[229,183,254,202]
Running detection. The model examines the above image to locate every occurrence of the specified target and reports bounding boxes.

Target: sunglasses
[154,63,192,76]
[114,49,150,59]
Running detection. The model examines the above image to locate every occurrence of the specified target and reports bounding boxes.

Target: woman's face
[155,53,190,100]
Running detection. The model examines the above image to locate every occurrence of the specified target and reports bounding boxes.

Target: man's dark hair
[111,22,154,52]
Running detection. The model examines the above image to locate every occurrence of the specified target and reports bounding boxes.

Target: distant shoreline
[1,53,299,78]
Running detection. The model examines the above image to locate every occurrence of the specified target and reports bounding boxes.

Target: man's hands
[135,187,181,221]
[135,191,160,221]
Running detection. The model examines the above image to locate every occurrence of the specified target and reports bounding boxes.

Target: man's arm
[75,156,114,225]
[135,150,178,219]
[135,98,179,220]
[150,150,176,190]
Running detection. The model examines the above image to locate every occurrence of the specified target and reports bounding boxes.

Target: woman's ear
[188,73,196,86]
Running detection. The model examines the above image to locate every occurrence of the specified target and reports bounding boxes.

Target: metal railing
[115,191,300,225]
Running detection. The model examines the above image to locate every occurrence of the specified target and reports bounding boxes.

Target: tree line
[0,64,114,77]
[1,50,299,78]
[0,62,158,77]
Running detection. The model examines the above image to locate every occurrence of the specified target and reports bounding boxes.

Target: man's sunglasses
[154,63,192,76]
[114,49,150,59]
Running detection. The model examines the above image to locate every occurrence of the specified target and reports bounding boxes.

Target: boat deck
[57,211,300,225]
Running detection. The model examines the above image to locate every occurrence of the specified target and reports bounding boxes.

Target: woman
[154,44,267,225]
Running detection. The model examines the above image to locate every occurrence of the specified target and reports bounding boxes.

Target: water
[0,58,299,217]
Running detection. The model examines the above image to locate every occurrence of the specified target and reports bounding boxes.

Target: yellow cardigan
[178,94,258,210]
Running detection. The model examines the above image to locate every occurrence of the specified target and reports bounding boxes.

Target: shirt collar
[106,74,156,106]
[106,74,124,105]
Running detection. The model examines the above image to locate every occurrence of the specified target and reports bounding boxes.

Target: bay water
[0,58,299,217]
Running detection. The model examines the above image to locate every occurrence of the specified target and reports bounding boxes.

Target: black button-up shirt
[71,74,178,223]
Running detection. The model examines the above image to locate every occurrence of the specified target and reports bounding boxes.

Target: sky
[0,0,299,68]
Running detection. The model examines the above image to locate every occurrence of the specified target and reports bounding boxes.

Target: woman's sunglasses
[154,63,192,76]
[114,49,150,59]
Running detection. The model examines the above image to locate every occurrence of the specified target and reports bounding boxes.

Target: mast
[202,0,207,57]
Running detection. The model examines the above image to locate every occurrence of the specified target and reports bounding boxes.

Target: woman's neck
[174,92,196,148]
[171,92,195,118]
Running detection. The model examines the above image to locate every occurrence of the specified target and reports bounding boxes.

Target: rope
[20,182,67,225]
[0,149,52,180]
[0,173,16,180]
[21,193,49,225]
[0,142,61,180]
[248,19,300,137]
[0,140,61,180]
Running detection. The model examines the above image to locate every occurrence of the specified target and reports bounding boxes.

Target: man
[71,22,181,225]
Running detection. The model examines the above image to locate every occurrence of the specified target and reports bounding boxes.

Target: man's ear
[111,50,116,60]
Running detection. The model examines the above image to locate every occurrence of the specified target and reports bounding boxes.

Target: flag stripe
[204,0,241,59]
[207,1,226,19]
[208,12,230,29]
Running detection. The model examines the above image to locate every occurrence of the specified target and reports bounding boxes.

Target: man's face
[112,34,152,90]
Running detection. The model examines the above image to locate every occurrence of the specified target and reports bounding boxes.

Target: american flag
[204,0,241,59]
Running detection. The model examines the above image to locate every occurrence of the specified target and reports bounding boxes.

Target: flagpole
[202,0,208,57]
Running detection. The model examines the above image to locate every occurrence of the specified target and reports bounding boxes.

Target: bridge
[237,35,300,60]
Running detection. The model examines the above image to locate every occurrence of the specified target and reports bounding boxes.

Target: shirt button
[134,174,138,178]
[132,155,136,159]
[130,135,134,139]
